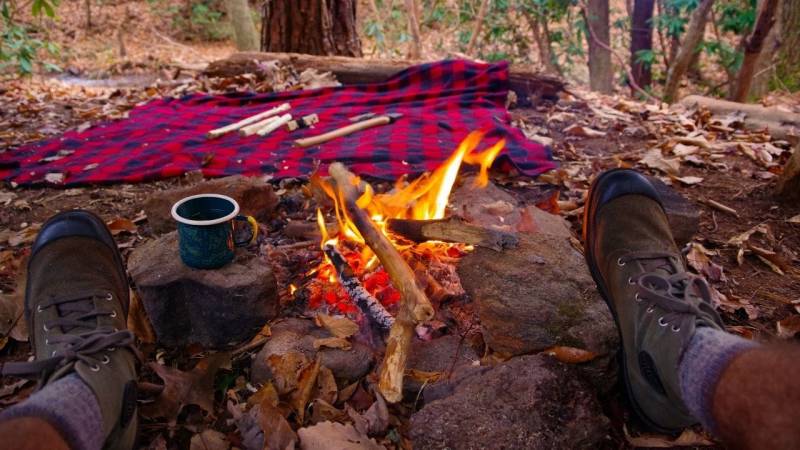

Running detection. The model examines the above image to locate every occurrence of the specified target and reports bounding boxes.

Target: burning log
[328,162,434,403]
[322,243,395,330]
[386,216,519,251]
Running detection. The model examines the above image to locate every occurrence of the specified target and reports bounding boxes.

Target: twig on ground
[699,198,739,217]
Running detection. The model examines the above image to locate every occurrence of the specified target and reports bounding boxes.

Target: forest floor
[1,3,799,449]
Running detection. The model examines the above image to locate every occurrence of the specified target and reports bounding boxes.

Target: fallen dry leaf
[309,399,348,424]
[127,289,156,344]
[189,429,229,450]
[315,313,358,339]
[267,351,311,396]
[258,403,299,450]
[247,382,279,410]
[686,242,726,282]
[0,192,16,206]
[313,337,352,350]
[405,369,443,384]
[640,149,681,175]
[106,218,138,236]
[563,123,607,138]
[787,214,800,224]
[625,426,714,447]
[297,421,383,450]
[141,352,232,425]
[776,315,800,339]
[7,224,41,247]
[314,366,338,406]
[672,143,701,156]
[291,356,322,424]
[347,388,389,437]
[542,346,599,364]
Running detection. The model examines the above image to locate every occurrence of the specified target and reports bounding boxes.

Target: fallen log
[680,95,800,142]
[328,162,433,403]
[205,52,566,106]
[386,216,519,251]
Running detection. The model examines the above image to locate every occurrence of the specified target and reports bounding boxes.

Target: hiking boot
[2,210,138,449]
[582,169,725,432]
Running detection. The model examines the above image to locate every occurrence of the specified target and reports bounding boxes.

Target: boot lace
[618,251,716,333]
[1,291,135,380]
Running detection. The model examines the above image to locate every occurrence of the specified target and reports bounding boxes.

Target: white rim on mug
[171,193,241,226]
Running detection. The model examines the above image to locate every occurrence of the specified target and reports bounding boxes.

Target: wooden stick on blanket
[257,113,293,136]
[323,243,395,330]
[206,102,290,139]
[328,162,434,403]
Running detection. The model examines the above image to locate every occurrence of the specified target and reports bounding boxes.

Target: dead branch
[323,243,395,330]
[328,162,434,403]
[386,216,519,251]
[680,95,800,141]
[466,0,491,56]
[405,0,422,59]
[699,198,739,217]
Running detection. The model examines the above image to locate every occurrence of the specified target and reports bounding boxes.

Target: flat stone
[458,233,617,358]
[144,175,279,234]
[128,232,278,348]
[403,334,480,396]
[251,318,374,384]
[646,175,701,246]
[409,354,610,450]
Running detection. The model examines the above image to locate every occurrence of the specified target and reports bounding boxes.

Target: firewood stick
[239,115,279,137]
[323,243,395,330]
[257,113,293,136]
[328,162,434,403]
[386,217,519,251]
[206,102,290,138]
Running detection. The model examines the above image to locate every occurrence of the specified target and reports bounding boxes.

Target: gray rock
[404,334,481,397]
[128,232,278,348]
[251,318,374,384]
[410,354,610,450]
[144,175,278,234]
[458,233,617,358]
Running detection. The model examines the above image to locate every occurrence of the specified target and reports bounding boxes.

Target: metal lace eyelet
[45,338,49,345]
[617,258,626,266]
[634,293,642,302]
[105,293,113,301]
[90,364,100,372]
[658,317,668,327]
[107,346,116,352]
[101,355,110,364]
[671,325,681,332]
[110,311,117,318]
[37,305,44,313]
[43,324,49,332]
[646,306,655,313]
[51,351,57,357]
[628,277,635,285]
[112,327,119,332]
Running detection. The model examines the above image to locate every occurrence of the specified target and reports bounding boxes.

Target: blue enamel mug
[170,194,258,269]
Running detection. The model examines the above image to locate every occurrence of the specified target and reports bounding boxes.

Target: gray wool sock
[678,326,759,435]
[0,374,105,450]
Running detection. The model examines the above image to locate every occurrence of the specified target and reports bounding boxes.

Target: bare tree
[523,9,561,74]
[630,0,656,90]
[466,0,491,56]
[405,0,422,59]
[583,0,613,93]
[662,0,715,103]
[730,0,780,101]
[777,0,799,90]
[226,0,259,51]
[261,0,362,57]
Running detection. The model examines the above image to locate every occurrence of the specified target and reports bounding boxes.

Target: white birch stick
[239,115,280,137]
[206,102,290,139]
[256,113,293,137]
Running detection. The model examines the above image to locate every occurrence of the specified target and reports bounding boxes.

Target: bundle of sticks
[206,102,319,139]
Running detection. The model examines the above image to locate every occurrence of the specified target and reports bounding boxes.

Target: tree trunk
[261,0,362,57]
[226,0,259,51]
[525,10,560,75]
[466,0,491,55]
[85,0,92,29]
[583,0,613,93]
[630,0,656,90]
[730,0,780,101]
[777,0,800,91]
[662,0,715,103]
[405,0,422,59]
[750,8,782,99]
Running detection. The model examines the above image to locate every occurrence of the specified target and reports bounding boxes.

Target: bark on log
[205,52,566,105]
[328,162,433,403]
[680,95,800,141]
[662,0,714,104]
[386,217,519,251]
[730,0,780,102]
[261,0,362,57]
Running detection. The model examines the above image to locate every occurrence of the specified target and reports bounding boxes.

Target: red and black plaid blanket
[0,60,555,186]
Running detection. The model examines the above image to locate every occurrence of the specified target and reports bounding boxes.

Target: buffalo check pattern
[0,60,555,187]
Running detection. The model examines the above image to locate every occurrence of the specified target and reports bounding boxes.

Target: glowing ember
[308,130,505,315]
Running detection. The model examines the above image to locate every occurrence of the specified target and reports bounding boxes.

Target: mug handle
[233,215,259,247]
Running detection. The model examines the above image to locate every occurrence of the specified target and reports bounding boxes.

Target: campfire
[301,130,507,402]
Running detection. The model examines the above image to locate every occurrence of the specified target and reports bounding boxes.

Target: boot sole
[582,170,680,434]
